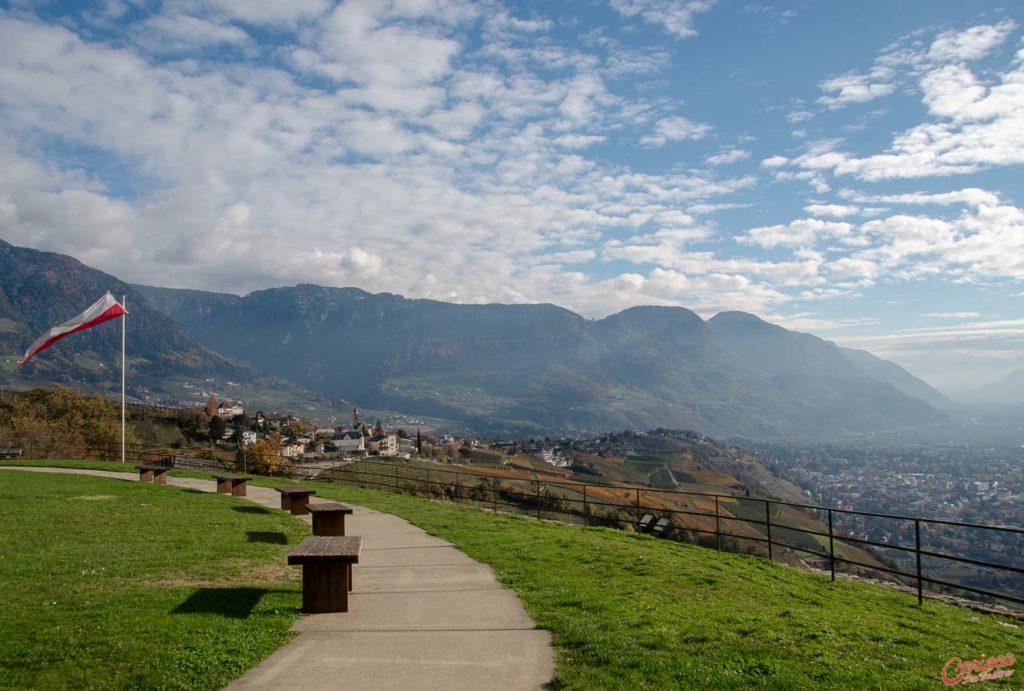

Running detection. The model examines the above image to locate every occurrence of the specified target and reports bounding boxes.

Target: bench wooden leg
[312,513,346,537]
[216,478,231,494]
[290,495,311,516]
[280,495,292,511]
[153,472,168,485]
[231,481,247,497]
[139,470,153,482]
[301,563,350,613]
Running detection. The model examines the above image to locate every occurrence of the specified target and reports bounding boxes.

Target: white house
[216,402,244,418]
[368,432,400,457]
[334,431,366,455]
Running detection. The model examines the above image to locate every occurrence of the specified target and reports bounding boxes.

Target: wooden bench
[308,502,354,537]
[137,464,170,485]
[275,487,316,515]
[213,474,251,497]
[288,536,361,613]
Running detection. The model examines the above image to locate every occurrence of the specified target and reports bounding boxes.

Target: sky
[1,0,1023,394]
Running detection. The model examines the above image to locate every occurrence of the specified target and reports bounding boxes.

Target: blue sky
[1,0,1023,393]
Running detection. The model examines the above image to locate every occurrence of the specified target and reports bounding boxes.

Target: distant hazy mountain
[138,282,945,437]
[837,347,951,409]
[956,369,1024,406]
[0,240,322,411]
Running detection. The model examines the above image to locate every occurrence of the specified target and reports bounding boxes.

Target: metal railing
[322,460,1024,611]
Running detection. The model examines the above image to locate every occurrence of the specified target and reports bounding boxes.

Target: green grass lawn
[268,479,1024,690]
[3,461,1022,689]
[0,470,306,689]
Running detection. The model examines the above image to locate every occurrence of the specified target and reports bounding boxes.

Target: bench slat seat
[275,487,316,515]
[288,536,362,613]
[307,501,354,514]
[287,536,361,563]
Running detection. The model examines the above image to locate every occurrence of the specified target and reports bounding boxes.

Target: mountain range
[0,239,326,414]
[136,280,949,437]
[0,238,950,437]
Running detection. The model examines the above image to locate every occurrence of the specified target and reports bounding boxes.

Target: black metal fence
[323,460,1024,611]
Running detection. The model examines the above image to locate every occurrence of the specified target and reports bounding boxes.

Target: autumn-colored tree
[0,385,139,459]
[242,432,289,475]
[205,395,219,417]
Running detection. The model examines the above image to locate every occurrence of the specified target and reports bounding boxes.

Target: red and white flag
[19,292,127,367]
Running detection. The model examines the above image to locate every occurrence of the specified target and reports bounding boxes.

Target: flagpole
[121,294,126,464]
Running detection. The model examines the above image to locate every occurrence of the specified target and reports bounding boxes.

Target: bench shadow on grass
[233,505,272,514]
[247,530,288,544]
[172,587,273,619]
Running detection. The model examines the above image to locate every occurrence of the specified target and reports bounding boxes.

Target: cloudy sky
[1,0,1023,393]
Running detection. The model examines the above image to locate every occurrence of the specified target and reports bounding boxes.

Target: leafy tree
[208,414,226,441]
[244,432,288,475]
[0,385,139,459]
[205,395,218,417]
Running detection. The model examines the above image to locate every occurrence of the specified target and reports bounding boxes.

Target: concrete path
[0,466,555,690]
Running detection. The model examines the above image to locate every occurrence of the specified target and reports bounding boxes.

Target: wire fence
[321,460,1024,612]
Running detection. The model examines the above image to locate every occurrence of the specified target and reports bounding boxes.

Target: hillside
[0,240,947,437]
[139,282,945,438]
[283,478,1024,688]
[0,240,329,415]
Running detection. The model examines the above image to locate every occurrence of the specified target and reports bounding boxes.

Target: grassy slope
[0,471,306,689]
[268,478,1022,690]
[3,461,1021,689]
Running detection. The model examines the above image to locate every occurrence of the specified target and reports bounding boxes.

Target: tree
[1,385,138,459]
[247,432,287,475]
[205,395,218,417]
[208,414,226,441]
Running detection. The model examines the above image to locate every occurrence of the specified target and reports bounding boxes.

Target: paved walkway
[0,466,555,690]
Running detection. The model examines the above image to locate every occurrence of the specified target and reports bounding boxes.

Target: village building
[334,430,366,455]
[216,401,244,417]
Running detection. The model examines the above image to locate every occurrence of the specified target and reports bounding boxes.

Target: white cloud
[132,13,251,53]
[3,0,1022,368]
[924,311,981,319]
[191,0,331,24]
[825,257,880,281]
[609,0,715,39]
[803,203,861,217]
[640,116,712,146]
[705,148,750,166]
[784,24,1024,180]
[553,134,606,149]
[817,72,896,109]
[926,19,1017,63]
[0,9,769,320]
[845,187,1000,208]
[739,218,853,248]
[765,313,880,332]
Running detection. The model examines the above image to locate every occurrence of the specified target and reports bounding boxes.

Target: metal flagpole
[121,294,126,463]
